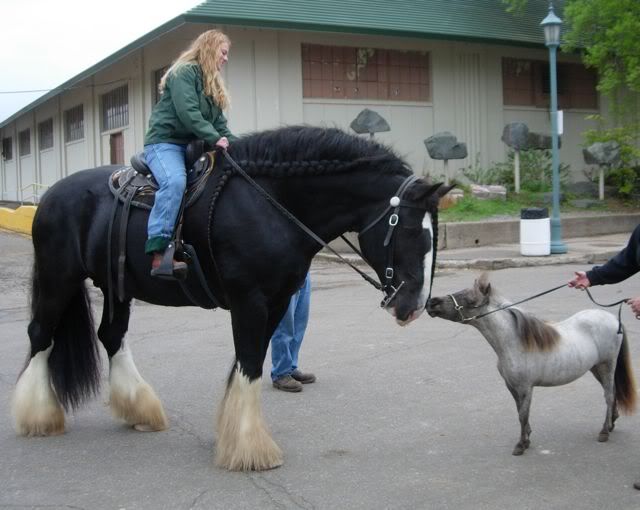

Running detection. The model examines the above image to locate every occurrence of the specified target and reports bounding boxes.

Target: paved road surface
[1,230,640,509]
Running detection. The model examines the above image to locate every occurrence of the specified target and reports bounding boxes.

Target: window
[64,104,84,142]
[153,66,168,104]
[101,84,129,132]
[302,44,431,101]
[19,129,31,156]
[38,118,53,151]
[2,137,12,160]
[502,58,598,110]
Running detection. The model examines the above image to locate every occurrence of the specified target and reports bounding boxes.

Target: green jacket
[144,63,236,146]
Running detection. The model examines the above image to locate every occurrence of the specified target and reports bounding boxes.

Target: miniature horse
[12,125,450,471]
[428,274,636,455]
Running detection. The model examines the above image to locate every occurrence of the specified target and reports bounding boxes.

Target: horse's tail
[615,326,637,414]
[44,272,101,411]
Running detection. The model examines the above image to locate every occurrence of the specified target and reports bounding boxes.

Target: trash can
[520,207,550,256]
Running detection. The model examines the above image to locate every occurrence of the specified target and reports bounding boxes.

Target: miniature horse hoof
[598,431,609,442]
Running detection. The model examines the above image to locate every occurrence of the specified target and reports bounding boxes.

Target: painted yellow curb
[0,206,36,235]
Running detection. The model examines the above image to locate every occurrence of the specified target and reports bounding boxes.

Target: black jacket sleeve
[587,224,640,285]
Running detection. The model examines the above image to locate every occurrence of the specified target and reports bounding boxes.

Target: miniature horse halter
[221,151,429,308]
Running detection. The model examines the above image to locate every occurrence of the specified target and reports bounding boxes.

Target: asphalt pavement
[1,228,640,509]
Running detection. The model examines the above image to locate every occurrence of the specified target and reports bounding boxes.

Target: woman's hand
[215,137,229,150]
[627,297,640,318]
[568,271,591,289]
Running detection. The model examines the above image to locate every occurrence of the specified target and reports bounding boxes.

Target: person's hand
[627,297,640,318]
[568,271,591,289]
[215,137,229,150]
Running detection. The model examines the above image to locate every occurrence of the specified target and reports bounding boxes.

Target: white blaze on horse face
[417,212,435,312]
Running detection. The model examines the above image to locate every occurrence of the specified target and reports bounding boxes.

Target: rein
[219,150,420,306]
[450,284,629,333]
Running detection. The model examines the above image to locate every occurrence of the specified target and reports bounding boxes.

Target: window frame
[19,129,31,157]
[301,43,432,102]
[101,84,129,132]
[64,104,84,143]
[38,118,54,151]
[2,137,12,161]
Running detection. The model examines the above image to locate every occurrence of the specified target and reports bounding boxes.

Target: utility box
[520,208,550,256]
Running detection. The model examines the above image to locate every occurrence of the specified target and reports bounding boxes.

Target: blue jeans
[271,274,311,381]
[144,143,187,254]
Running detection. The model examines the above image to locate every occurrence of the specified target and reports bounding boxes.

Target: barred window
[19,129,31,156]
[302,44,431,101]
[38,118,54,151]
[502,58,598,109]
[64,104,84,142]
[101,84,129,132]
[153,66,168,104]
[2,137,12,161]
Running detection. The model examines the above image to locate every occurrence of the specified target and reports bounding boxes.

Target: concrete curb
[315,249,620,271]
[0,206,36,235]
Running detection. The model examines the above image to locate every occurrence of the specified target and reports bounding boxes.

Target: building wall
[0,22,604,201]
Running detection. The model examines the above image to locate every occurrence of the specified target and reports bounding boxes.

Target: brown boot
[291,369,316,384]
[150,252,188,279]
[272,375,303,392]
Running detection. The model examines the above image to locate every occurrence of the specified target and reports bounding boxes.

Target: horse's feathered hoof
[512,446,525,456]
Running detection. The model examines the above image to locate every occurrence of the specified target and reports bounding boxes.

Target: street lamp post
[541,2,567,254]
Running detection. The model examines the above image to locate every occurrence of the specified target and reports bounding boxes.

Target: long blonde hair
[159,30,231,110]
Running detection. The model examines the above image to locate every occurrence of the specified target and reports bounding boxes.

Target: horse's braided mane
[225,125,411,179]
[507,308,560,352]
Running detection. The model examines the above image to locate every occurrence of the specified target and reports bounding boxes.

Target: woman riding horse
[12,125,450,471]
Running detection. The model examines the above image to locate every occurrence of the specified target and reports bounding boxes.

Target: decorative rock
[424,132,468,160]
[582,141,621,166]
[502,123,529,150]
[471,184,507,201]
[350,109,391,135]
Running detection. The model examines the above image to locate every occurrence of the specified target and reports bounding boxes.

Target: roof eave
[185,14,546,49]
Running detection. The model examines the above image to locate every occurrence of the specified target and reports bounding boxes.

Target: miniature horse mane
[476,275,560,353]
[506,308,560,352]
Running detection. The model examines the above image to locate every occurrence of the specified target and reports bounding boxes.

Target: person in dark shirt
[568,224,640,317]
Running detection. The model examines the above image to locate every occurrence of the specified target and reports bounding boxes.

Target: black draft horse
[12,126,450,471]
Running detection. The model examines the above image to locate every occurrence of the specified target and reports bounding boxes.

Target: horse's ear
[432,182,456,198]
[476,272,492,296]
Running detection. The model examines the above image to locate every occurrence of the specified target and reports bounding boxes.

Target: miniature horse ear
[476,272,492,296]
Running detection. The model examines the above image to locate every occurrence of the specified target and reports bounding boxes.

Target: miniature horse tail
[40,262,101,411]
[614,326,637,415]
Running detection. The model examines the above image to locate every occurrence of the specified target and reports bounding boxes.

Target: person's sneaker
[272,375,303,392]
[291,369,316,384]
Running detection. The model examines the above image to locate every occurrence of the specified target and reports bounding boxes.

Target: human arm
[585,225,640,286]
[627,297,640,317]
[169,65,223,146]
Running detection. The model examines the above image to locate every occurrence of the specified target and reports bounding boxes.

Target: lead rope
[455,283,629,333]
[584,288,629,333]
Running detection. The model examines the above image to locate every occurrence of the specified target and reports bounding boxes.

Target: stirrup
[150,242,188,281]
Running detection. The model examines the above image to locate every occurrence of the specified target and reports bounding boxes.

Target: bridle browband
[220,151,429,307]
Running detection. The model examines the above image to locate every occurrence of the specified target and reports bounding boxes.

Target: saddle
[106,140,223,320]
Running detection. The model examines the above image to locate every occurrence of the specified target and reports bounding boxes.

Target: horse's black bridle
[220,151,430,308]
